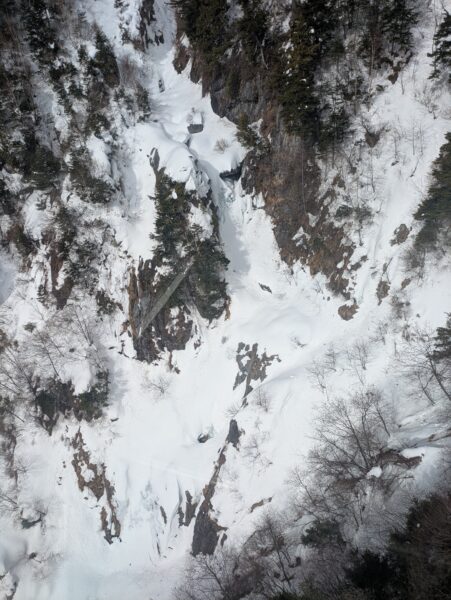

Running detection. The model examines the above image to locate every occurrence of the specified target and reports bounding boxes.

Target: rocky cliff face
[173,0,430,303]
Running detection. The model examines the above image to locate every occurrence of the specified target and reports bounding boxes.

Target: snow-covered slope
[0,1,450,599]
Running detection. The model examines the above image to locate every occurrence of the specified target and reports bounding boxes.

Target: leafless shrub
[242,510,300,598]
[117,55,140,89]
[307,345,339,397]
[225,401,242,419]
[307,359,328,396]
[176,512,300,600]
[253,387,271,412]
[0,341,35,402]
[390,292,411,321]
[307,358,335,398]
[414,81,439,119]
[242,432,271,469]
[0,301,106,413]
[146,375,170,398]
[396,326,451,405]
[214,138,230,153]
[0,490,18,513]
[175,545,257,600]
[370,320,389,345]
[345,340,371,385]
[324,344,338,372]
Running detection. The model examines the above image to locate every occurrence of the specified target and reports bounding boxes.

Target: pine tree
[237,0,268,63]
[88,30,119,88]
[429,11,451,82]
[279,6,320,139]
[154,173,191,264]
[382,0,418,54]
[23,0,59,64]
[174,0,230,67]
[415,132,451,247]
[433,315,451,361]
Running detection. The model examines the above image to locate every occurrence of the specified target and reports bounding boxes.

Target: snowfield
[0,1,450,599]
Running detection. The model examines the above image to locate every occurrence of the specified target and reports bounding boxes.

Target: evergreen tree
[297,0,337,59]
[174,0,230,67]
[382,0,418,54]
[433,314,451,361]
[279,6,320,139]
[154,173,191,264]
[237,0,268,63]
[152,170,229,320]
[23,0,59,64]
[88,30,119,88]
[429,11,451,82]
[414,132,451,248]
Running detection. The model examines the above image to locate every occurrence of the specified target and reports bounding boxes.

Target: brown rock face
[173,33,355,299]
[338,301,359,321]
[391,224,410,245]
[127,259,194,363]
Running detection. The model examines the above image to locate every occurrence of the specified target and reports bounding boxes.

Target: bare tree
[243,431,271,470]
[397,326,451,405]
[175,545,258,600]
[345,340,371,385]
[144,374,170,399]
[290,388,395,529]
[253,387,271,413]
[241,510,300,599]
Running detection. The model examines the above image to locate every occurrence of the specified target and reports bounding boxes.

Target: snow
[0,252,16,305]
[0,0,450,599]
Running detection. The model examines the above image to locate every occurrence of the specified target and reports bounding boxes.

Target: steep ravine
[0,1,450,599]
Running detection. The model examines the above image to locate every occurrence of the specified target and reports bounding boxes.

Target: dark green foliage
[35,380,73,433]
[433,314,451,360]
[360,0,418,67]
[85,111,111,137]
[136,83,152,121]
[337,493,451,600]
[293,0,337,60]
[429,11,451,83]
[154,173,192,263]
[23,0,59,64]
[69,147,114,204]
[6,223,37,258]
[236,113,260,149]
[82,34,118,135]
[301,519,343,548]
[318,84,351,156]
[175,0,419,156]
[24,136,62,190]
[237,0,269,62]
[226,67,241,99]
[278,6,320,140]
[67,239,99,288]
[153,170,228,320]
[0,179,16,216]
[49,61,82,111]
[387,494,451,600]
[88,30,120,87]
[346,551,399,600]
[381,0,418,55]
[55,204,77,256]
[189,238,229,320]
[174,0,230,67]
[35,371,109,434]
[75,370,109,421]
[96,290,121,316]
[414,132,451,248]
